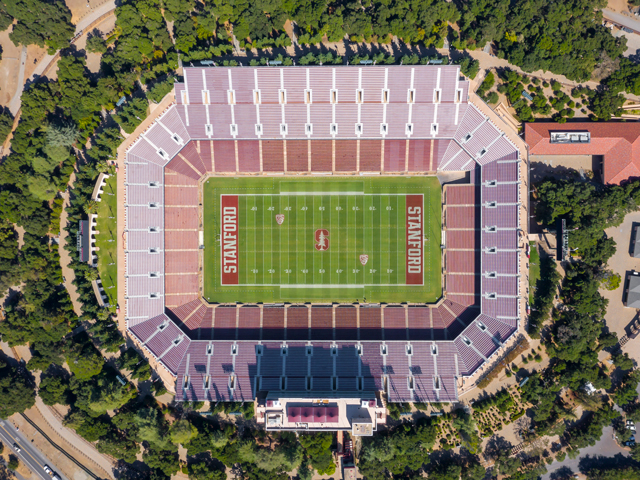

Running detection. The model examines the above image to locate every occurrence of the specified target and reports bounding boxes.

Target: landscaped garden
[94,174,117,306]
[529,241,540,302]
[472,386,527,437]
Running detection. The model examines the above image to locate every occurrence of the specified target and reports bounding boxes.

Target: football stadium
[120,65,527,433]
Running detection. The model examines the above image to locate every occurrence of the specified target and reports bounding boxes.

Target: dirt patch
[0,28,23,106]
[68,0,98,25]
[24,45,47,81]
[608,0,632,13]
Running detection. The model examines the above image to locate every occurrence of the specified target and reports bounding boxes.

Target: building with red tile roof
[525,122,640,185]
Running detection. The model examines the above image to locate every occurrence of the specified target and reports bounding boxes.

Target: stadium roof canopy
[122,66,525,406]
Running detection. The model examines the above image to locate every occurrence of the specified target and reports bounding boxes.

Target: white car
[43,465,52,475]
[12,443,20,453]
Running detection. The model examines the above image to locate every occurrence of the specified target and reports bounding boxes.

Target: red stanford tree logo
[314,229,329,251]
[360,255,369,265]
[275,214,285,225]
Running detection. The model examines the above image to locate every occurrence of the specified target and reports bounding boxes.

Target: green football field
[203,176,441,304]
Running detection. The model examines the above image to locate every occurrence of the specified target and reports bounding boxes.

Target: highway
[0,419,68,480]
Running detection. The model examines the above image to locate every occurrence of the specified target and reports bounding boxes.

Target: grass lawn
[529,241,540,302]
[203,176,441,304]
[95,174,118,306]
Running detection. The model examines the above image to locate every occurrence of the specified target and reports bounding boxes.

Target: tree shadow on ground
[578,453,638,473]
[549,466,575,479]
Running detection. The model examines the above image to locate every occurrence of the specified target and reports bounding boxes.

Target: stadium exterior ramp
[120,66,527,433]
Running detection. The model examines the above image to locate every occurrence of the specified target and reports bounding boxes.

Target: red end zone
[406,194,423,285]
[221,195,239,285]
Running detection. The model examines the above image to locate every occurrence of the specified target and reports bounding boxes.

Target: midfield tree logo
[314,229,329,251]
[359,255,369,266]
[275,214,285,225]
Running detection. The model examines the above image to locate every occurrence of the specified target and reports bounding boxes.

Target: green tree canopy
[169,419,198,445]
[38,374,70,406]
[66,343,104,380]
[0,360,36,419]
[4,0,75,50]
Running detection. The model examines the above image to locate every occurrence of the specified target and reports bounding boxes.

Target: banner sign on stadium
[406,194,424,285]
[221,195,239,285]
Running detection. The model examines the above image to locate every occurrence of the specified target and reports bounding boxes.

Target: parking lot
[602,211,640,363]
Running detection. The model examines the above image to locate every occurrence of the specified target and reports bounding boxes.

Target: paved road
[0,419,69,480]
[541,426,629,479]
[603,9,640,33]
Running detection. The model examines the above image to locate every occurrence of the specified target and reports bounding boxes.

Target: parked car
[624,440,636,447]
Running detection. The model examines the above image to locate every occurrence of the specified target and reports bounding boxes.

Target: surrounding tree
[73,375,137,415]
[188,460,226,480]
[458,0,626,81]
[3,0,75,51]
[66,342,104,380]
[0,358,36,419]
[7,454,19,470]
[359,421,437,477]
[64,410,111,442]
[114,97,149,134]
[298,433,336,475]
[169,419,198,445]
[38,375,71,406]
[86,32,108,54]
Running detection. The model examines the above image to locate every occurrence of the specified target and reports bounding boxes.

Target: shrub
[511,410,526,422]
